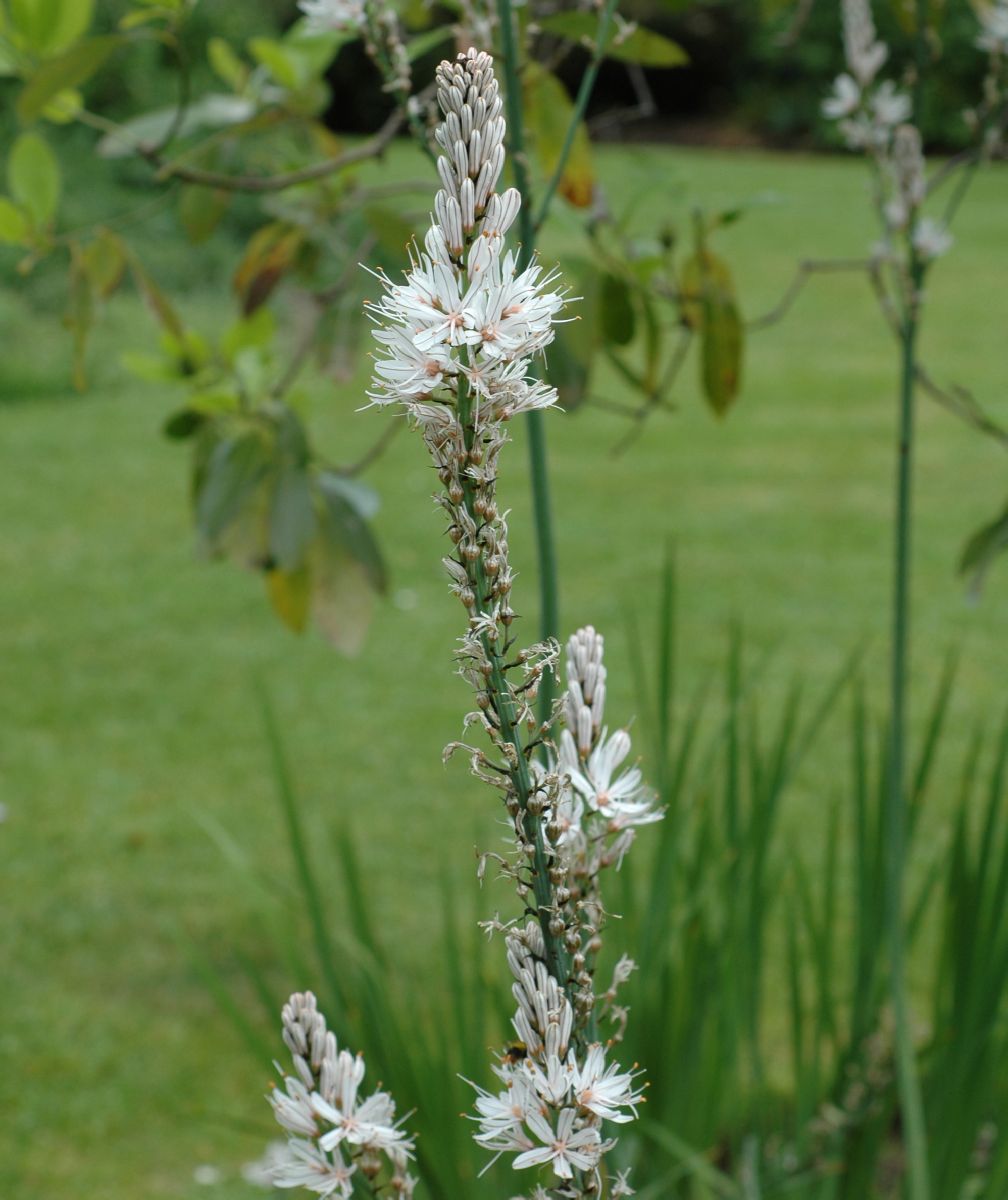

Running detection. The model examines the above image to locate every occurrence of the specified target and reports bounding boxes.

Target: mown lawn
[1,141,1006,1199]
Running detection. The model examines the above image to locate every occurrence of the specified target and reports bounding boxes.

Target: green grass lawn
[2,141,1007,1199]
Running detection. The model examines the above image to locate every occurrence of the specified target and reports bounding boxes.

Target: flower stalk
[362,48,661,1195]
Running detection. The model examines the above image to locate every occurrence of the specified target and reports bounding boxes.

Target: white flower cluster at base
[469,923,643,1193]
[267,992,416,1199]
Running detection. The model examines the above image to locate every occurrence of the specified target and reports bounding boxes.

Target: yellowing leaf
[309,540,373,655]
[701,292,742,417]
[523,62,594,209]
[233,224,303,315]
[266,566,312,634]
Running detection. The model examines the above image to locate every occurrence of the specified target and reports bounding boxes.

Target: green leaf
[0,198,29,244]
[606,26,687,67]
[17,35,119,121]
[315,473,379,521]
[959,503,1008,597]
[10,0,94,55]
[523,62,594,209]
[270,466,317,572]
[701,291,743,417]
[266,566,312,634]
[537,12,687,67]
[317,472,387,594]
[680,249,734,332]
[7,132,60,227]
[127,254,185,339]
[40,88,83,123]
[221,308,276,363]
[178,185,230,244]
[248,36,300,89]
[207,37,247,91]
[196,433,270,543]
[600,272,635,346]
[162,407,206,440]
[83,228,126,297]
[405,26,453,61]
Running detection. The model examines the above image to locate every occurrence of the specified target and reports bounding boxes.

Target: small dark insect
[501,1040,528,1065]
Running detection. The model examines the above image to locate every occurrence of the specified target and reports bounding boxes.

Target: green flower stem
[456,377,569,989]
[532,0,621,233]
[888,6,932,1193]
[887,254,930,1200]
[496,0,620,721]
[496,0,561,729]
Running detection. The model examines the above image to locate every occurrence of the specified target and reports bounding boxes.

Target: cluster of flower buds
[266,992,416,1198]
[543,629,662,1025]
[469,922,642,1194]
[822,0,953,263]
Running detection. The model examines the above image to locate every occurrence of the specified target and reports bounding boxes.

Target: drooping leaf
[196,433,271,543]
[308,540,373,654]
[270,465,317,572]
[959,503,1008,597]
[8,131,61,227]
[523,62,594,209]
[127,253,185,339]
[178,185,231,244]
[680,247,743,415]
[0,198,29,245]
[317,472,387,594]
[701,291,743,417]
[233,223,304,315]
[17,35,119,121]
[679,249,734,331]
[83,228,126,297]
[316,472,379,521]
[537,12,687,67]
[600,272,636,346]
[605,26,687,67]
[266,566,312,634]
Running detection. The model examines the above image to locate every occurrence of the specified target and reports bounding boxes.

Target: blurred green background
[2,2,1007,1198]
